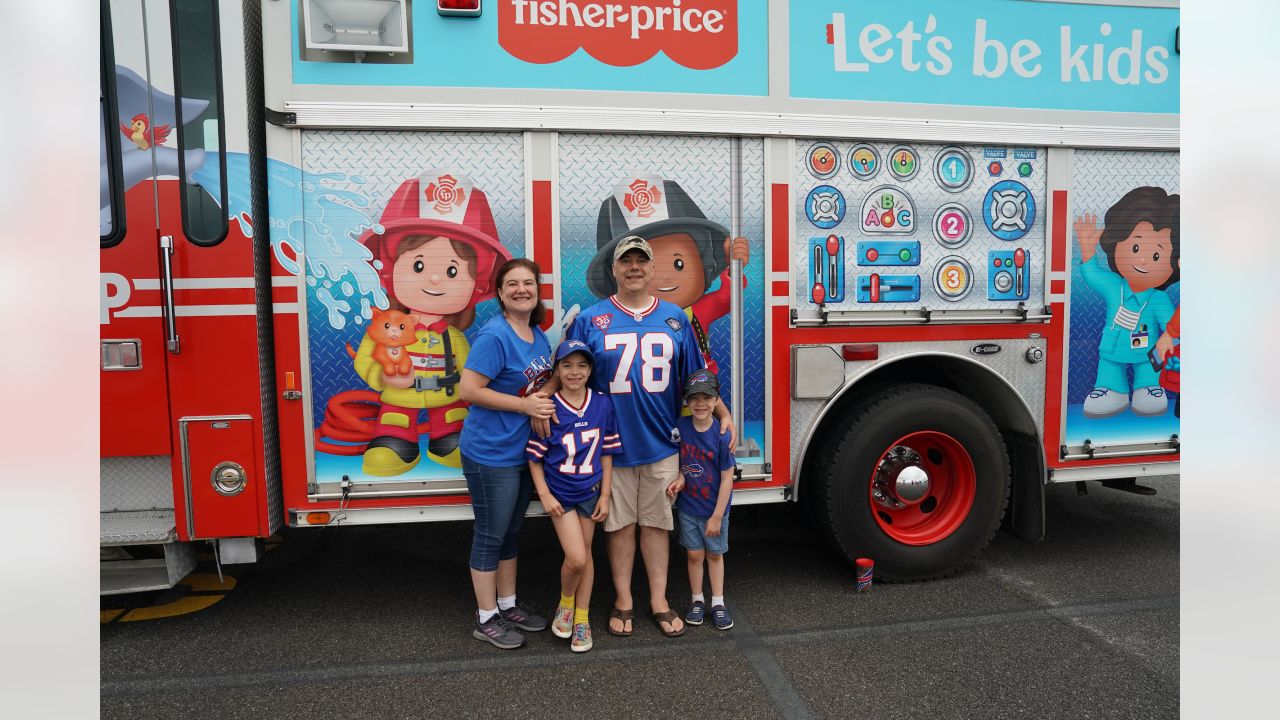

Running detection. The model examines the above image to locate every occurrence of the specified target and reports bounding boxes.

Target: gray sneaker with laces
[473,613,526,650]
[500,601,548,632]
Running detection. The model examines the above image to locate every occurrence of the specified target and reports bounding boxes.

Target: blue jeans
[462,455,533,572]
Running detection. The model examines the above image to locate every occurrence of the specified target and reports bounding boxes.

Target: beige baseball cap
[612,235,654,262]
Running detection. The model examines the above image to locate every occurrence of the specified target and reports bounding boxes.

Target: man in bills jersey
[552,235,737,638]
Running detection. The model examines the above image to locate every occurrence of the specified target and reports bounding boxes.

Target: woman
[459,258,557,649]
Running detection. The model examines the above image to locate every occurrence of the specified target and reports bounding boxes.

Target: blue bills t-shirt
[675,416,736,518]
[525,389,622,505]
[566,296,705,467]
[459,316,552,466]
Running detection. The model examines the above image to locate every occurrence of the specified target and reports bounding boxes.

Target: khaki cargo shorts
[604,454,679,532]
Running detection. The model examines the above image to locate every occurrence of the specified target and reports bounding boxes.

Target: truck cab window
[171,0,227,245]
[100,0,125,247]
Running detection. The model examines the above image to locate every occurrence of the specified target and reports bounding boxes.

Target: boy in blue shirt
[675,369,737,631]
[526,340,622,652]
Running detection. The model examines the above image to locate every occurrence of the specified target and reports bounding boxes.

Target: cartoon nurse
[1073,186,1179,418]
[586,175,749,374]
[353,171,512,475]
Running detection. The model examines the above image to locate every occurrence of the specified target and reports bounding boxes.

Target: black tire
[810,383,1011,581]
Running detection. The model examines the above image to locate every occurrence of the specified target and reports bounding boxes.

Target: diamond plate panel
[793,141,1047,312]
[101,456,173,512]
[100,510,177,545]
[790,339,1048,478]
[557,134,767,424]
[298,131,526,482]
[1067,150,1181,405]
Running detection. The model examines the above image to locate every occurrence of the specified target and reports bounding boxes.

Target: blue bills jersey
[526,389,622,505]
[567,296,706,467]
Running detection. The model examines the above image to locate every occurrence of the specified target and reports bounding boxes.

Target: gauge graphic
[806,142,840,179]
[848,144,880,180]
[887,145,919,181]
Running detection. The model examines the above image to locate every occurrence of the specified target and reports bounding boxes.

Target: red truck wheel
[811,384,1011,581]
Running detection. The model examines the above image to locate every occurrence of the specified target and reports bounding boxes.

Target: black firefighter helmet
[586,175,731,299]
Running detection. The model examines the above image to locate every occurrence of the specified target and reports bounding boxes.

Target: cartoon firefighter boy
[353,171,512,476]
[1073,186,1179,418]
[586,174,749,373]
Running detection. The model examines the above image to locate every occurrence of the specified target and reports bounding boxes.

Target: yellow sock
[573,607,589,625]
[559,593,575,609]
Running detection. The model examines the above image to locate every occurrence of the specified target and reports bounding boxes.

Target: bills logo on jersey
[419,171,474,224]
[593,314,613,331]
[681,463,705,478]
[665,317,683,332]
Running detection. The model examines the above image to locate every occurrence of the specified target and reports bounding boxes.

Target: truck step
[100,510,195,595]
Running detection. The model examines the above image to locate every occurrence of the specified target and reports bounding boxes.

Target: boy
[674,369,737,630]
[526,340,622,652]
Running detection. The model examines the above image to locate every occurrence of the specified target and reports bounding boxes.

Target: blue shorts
[677,510,729,555]
[552,485,600,518]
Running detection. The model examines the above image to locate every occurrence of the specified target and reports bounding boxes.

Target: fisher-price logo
[499,0,738,70]
[424,175,466,215]
[623,179,662,218]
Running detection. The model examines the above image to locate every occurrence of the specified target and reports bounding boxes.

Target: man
[559,235,736,638]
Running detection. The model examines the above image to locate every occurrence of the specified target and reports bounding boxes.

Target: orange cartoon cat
[345,308,421,377]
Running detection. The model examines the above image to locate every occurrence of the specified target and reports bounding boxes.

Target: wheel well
[797,353,1045,542]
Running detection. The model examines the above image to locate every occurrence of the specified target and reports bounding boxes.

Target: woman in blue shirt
[459,258,556,649]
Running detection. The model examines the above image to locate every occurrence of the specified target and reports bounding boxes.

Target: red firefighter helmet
[360,170,512,304]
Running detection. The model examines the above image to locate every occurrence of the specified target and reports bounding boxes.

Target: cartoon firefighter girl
[352,171,512,476]
[1073,186,1179,419]
[586,175,749,374]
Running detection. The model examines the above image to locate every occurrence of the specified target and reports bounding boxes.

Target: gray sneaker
[500,601,548,632]
[1083,387,1128,418]
[473,613,526,650]
[1131,386,1167,416]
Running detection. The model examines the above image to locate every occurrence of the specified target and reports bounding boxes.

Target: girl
[459,259,556,650]
[525,340,621,653]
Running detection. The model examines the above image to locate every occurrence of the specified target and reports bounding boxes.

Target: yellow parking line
[119,595,225,622]
[100,609,126,624]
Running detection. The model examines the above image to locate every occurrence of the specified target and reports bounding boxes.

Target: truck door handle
[160,235,181,353]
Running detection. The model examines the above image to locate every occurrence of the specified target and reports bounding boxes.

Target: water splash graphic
[192,152,388,329]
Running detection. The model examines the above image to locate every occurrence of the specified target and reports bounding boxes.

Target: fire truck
[100,0,1180,593]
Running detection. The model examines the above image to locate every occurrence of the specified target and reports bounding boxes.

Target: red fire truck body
[100,0,1180,593]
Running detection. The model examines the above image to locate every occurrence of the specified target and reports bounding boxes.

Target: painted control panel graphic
[795,141,1045,312]
[987,248,1031,301]
[808,234,845,304]
[983,180,1035,241]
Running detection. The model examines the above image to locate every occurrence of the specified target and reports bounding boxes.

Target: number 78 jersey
[567,296,707,468]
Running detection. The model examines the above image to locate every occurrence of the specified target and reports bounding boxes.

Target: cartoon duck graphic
[120,113,171,151]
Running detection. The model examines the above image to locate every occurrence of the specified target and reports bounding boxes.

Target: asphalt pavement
[101,476,1179,719]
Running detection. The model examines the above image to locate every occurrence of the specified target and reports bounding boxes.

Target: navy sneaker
[473,613,526,650]
[500,601,548,632]
[685,600,706,626]
[710,604,734,631]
